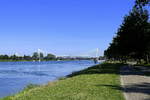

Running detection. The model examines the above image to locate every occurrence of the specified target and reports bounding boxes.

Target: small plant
[24,84,40,91]
[58,77,66,80]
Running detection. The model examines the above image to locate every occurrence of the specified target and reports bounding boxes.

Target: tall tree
[104,0,150,63]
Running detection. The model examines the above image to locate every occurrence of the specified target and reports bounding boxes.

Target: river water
[0,60,96,98]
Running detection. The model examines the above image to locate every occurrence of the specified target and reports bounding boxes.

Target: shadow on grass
[121,65,150,76]
[134,64,150,68]
[134,66,150,76]
[67,63,125,77]
[95,82,150,99]
[144,72,150,76]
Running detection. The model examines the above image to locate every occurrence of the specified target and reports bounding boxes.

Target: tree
[44,54,56,60]
[104,0,150,63]
[32,52,39,60]
[0,55,9,60]
[10,55,18,60]
[23,55,32,60]
[39,52,44,59]
[135,0,150,6]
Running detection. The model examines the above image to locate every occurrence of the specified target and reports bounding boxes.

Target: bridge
[37,48,101,58]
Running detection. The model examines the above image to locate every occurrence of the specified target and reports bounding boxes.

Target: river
[0,60,97,98]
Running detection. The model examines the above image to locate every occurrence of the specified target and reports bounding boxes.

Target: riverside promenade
[120,66,150,100]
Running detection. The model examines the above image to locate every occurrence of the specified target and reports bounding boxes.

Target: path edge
[120,66,128,100]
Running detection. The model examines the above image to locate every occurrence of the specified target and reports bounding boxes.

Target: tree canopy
[104,0,150,63]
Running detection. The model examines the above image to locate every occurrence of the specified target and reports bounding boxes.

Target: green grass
[1,63,125,100]
[133,64,150,76]
[134,63,150,67]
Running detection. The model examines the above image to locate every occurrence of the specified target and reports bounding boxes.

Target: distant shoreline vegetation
[0,52,56,62]
[0,52,105,62]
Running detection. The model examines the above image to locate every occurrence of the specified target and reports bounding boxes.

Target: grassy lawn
[133,64,150,76]
[134,64,150,68]
[1,63,125,100]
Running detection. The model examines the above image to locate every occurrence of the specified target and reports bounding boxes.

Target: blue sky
[0,0,135,56]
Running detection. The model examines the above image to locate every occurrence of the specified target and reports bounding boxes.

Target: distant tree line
[0,52,56,61]
[104,0,150,64]
[0,52,98,61]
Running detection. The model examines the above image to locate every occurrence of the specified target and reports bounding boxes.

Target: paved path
[120,66,150,100]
